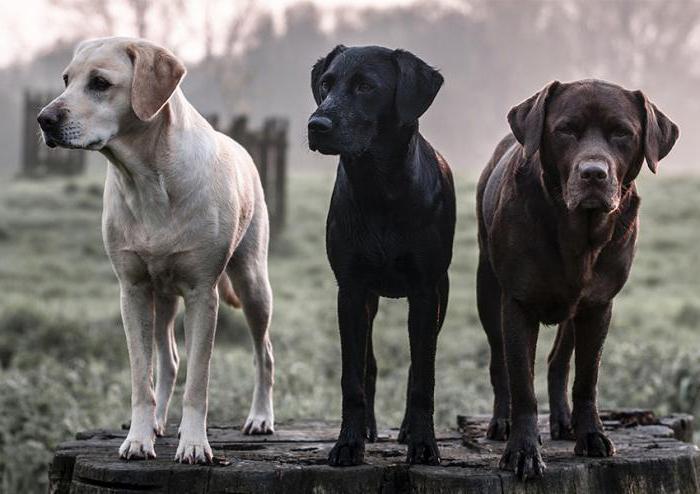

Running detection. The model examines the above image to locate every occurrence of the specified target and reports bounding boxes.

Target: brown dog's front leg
[405,285,441,465]
[572,303,615,458]
[328,284,371,467]
[499,296,546,480]
[547,320,575,440]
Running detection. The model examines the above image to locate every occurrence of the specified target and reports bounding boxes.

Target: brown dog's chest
[498,228,636,324]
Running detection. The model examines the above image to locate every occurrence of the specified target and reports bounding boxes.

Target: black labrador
[308,45,455,466]
[477,79,678,480]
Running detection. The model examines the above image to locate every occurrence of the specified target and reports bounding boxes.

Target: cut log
[49,411,698,493]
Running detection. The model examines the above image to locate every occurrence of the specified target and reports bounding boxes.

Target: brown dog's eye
[88,76,112,92]
[610,127,632,139]
[555,124,578,137]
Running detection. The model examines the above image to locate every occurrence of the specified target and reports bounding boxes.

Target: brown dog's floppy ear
[126,42,186,121]
[634,91,679,174]
[508,81,560,160]
[393,50,444,125]
[311,45,346,105]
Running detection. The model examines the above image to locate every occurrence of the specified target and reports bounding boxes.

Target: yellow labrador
[37,37,275,464]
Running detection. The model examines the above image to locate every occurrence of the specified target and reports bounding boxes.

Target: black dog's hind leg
[404,280,444,465]
[548,320,575,440]
[572,303,615,458]
[328,284,371,466]
[499,296,546,480]
[365,293,379,442]
[477,254,510,440]
[399,275,448,445]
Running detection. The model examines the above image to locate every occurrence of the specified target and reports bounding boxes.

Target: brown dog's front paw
[486,417,510,441]
[549,413,575,440]
[406,433,440,465]
[499,436,546,481]
[574,431,615,457]
[328,432,365,466]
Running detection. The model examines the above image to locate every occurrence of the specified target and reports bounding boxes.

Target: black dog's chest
[328,211,423,297]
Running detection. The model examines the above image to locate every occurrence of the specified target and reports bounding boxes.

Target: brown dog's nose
[579,161,608,182]
[37,108,66,131]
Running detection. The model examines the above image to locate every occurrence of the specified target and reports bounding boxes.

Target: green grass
[0,167,699,492]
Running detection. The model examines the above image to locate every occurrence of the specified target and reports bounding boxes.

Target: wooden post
[48,412,699,493]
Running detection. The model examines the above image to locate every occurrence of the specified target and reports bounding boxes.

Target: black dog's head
[508,79,678,212]
[308,45,443,157]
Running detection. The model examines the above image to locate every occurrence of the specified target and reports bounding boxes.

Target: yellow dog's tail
[218,275,242,309]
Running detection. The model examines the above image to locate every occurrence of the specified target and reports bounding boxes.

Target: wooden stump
[49,410,698,493]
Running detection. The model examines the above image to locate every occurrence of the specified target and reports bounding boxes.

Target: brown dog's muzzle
[566,158,619,212]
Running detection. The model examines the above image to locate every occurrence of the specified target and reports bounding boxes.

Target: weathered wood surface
[49,410,698,494]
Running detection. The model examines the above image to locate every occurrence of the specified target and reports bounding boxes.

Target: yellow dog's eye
[62,74,68,87]
[89,76,112,92]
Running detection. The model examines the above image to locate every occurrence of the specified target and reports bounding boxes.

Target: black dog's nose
[37,108,66,131]
[308,116,333,134]
[579,161,609,182]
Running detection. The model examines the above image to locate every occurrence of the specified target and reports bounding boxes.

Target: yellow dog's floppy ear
[126,42,186,121]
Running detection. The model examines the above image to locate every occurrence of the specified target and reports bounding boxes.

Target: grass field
[0,166,699,492]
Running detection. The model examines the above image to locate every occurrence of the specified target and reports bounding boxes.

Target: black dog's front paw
[397,419,409,444]
[328,430,365,466]
[499,435,546,481]
[366,412,377,443]
[574,431,615,457]
[486,417,510,441]
[406,432,440,465]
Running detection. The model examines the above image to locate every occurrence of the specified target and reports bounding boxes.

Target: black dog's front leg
[328,284,371,466]
[405,285,441,465]
[572,303,615,458]
[499,296,546,480]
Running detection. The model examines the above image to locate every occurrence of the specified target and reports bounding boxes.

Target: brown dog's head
[37,37,186,151]
[508,79,678,212]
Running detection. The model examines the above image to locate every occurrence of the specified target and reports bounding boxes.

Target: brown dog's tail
[218,275,242,309]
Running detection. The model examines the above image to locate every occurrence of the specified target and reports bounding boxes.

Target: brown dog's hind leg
[364,293,379,442]
[572,303,616,458]
[477,256,510,440]
[547,321,575,440]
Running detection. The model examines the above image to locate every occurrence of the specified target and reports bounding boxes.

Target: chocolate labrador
[308,45,455,466]
[477,79,678,480]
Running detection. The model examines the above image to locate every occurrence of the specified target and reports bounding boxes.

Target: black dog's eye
[356,82,373,94]
[88,76,112,92]
[62,74,69,87]
[320,80,331,93]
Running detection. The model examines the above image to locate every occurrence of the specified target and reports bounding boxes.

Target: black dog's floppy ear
[311,45,346,105]
[393,49,443,125]
[508,81,560,160]
[634,91,679,174]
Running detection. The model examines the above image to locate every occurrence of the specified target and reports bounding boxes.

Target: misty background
[0,0,698,175]
[2,2,700,492]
